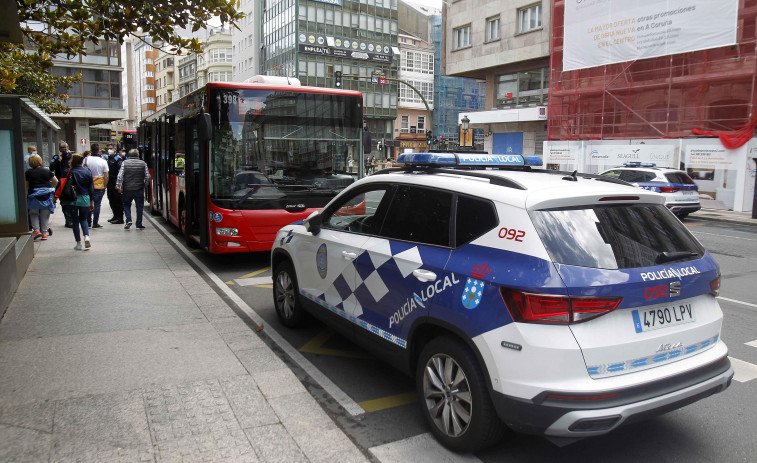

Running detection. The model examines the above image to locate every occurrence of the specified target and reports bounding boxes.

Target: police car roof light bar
[396,152,543,168]
[623,162,657,167]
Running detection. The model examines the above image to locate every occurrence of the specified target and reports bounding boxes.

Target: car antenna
[562,170,578,181]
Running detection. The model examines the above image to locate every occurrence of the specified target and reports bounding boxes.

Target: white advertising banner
[587,144,676,170]
[685,145,737,169]
[563,0,738,72]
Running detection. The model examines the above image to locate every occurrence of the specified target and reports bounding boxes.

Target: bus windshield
[209,87,363,210]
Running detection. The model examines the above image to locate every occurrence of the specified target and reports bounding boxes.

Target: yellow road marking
[299,329,371,359]
[358,392,417,413]
[226,280,235,285]
[239,267,270,279]
[191,249,204,253]
[685,223,702,227]
[254,284,273,288]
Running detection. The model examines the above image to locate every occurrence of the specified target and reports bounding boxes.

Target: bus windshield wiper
[655,251,699,265]
[233,185,260,210]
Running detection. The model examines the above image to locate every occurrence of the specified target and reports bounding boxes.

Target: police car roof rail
[541,169,632,186]
[373,166,528,190]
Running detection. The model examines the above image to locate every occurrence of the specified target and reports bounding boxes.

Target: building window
[417,116,426,133]
[210,48,233,63]
[486,16,500,42]
[401,115,409,133]
[496,68,549,107]
[144,71,154,78]
[209,71,232,82]
[453,25,471,49]
[518,4,542,33]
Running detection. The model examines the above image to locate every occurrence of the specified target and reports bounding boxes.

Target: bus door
[182,116,208,248]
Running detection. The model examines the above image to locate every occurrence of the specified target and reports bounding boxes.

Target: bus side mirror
[304,212,322,235]
[198,113,212,141]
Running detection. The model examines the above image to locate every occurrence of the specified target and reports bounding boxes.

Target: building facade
[132,38,158,122]
[50,39,126,151]
[178,54,198,98]
[155,53,178,112]
[260,0,400,148]
[197,27,233,87]
[443,0,550,155]
[233,0,262,81]
[393,31,434,156]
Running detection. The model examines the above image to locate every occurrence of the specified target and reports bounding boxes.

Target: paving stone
[0,400,55,433]
[155,428,258,463]
[252,369,308,400]
[267,392,336,435]
[192,293,227,307]
[53,390,151,447]
[144,379,238,444]
[220,376,279,429]
[236,347,288,375]
[296,428,367,463]
[0,423,52,463]
[244,423,308,463]
[50,435,154,463]
[221,331,267,352]
[200,305,239,321]
[178,276,216,296]
[212,318,253,334]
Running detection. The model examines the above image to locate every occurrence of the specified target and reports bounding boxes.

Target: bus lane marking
[358,392,418,413]
[299,329,371,359]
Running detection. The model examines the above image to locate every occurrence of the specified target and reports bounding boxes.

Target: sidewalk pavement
[690,207,756,227]
[0,208,368,462]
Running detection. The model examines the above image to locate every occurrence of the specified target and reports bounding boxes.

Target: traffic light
[377,139,383,151]
[335,71,342,88]
[426,132,433,144]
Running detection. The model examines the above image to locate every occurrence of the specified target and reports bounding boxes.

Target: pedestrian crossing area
[731,339,757,383]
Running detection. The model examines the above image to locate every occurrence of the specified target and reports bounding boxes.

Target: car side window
[618,170,656,183]
[379,185,453,247]
[322,187,389,235]
[455,195,498,246]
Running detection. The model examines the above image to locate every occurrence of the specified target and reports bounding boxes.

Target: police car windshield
[530,204,704,269]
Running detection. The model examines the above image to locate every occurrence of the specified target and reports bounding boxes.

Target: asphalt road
[158,215,757,462]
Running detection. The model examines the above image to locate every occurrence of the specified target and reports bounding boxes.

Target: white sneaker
[84,236,91,249]
[74,243,83,251]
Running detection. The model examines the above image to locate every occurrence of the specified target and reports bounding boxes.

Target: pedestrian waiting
[117,148,151,230]
[83,145,109,229]
[60,154,95,250]
[25,154,58,241]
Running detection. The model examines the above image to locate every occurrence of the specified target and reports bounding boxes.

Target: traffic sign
[371,76,379,85]
[378,78,386,86]
[80,138,87,146]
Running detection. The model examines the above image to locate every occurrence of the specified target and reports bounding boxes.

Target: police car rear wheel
[417,336,506,452]
[273,261,306,328]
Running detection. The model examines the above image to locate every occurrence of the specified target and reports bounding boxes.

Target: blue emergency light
[397,152,543,167]
[624,162,656,167]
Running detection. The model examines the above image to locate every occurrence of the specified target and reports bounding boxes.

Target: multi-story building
[132,38,158,122]
[50,39,126,150]
[260,0,400,147]
[155,53,178,112]
[429,14,485,147]
[393,31,434,156]
[177,54,198,98]
[443,0,550,155]
[197,27,233,87]
[233,0,262,81]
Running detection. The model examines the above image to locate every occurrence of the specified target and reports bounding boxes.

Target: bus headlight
[215,227,239,236]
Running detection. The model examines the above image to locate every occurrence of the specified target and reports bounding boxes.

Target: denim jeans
[122,189,145,227]
[87,188,106,225]
[64,205,89,241]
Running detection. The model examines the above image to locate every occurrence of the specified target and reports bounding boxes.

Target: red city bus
[138,78,366,253]
[121,130,137,153]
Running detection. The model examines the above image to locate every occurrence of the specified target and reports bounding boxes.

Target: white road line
[746,340,757,349]
[729,357,757,383]
[690,230,757,242]
[370,433,481,463]
[147,215,366,416]
[717,296,757,309]
[234,276,273,286]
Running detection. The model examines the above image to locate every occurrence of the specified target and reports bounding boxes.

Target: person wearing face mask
[51,141,74,228]
[84,144,109,229]
[106,146,125,224]
[104,143,115,160]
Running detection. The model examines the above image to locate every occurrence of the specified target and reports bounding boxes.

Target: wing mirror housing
[304,211,322,235]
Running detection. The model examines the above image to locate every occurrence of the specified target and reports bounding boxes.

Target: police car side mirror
[304,212,322,235]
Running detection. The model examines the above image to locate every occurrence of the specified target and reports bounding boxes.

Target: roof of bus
[206,82,363,98]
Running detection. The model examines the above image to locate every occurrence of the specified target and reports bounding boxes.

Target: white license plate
[632,304,696,333]
[682,190,695,195]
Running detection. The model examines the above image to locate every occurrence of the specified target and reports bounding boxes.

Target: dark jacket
[67,166,95,199]
[107,154,123,188]
[50,150,72,179]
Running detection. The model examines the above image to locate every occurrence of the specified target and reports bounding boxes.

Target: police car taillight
[501,289,622,325]
[659,187,680,193]
[710,275,721,297]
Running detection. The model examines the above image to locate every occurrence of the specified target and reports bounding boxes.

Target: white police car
[600,163,701,219]
[271,153,732,452]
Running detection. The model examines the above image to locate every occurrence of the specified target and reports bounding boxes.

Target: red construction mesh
[548,0,757,148]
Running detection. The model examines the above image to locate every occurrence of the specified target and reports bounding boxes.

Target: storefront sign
[298,44,393,64]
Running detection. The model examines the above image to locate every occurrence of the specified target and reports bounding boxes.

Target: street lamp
[461,115,471,149]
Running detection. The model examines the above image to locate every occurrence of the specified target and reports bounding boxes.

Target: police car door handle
[413,269,436,282]
[342,251,358,260]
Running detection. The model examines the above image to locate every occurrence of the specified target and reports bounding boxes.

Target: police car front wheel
[417,336,506,452]
[273,261,307,328]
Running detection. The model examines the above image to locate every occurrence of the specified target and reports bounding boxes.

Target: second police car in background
[600,163,701,219]
[271,153,733,452]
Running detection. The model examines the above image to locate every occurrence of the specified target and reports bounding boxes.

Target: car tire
[273,260,308,328]
[416,336,507,453]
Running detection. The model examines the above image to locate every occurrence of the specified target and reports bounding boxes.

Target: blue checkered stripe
[301,290,408,348]
[587,334,719,377]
